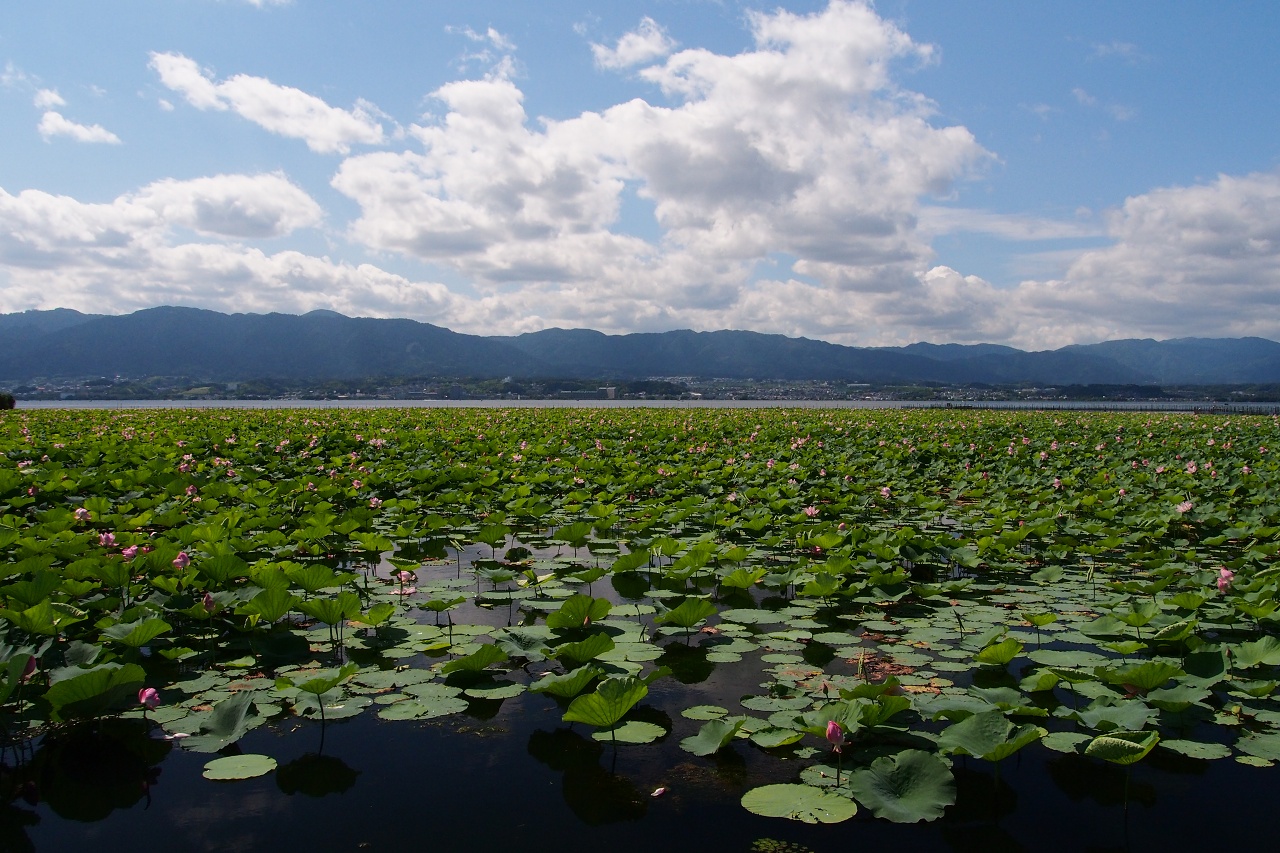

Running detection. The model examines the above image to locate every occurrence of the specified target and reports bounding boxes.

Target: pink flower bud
[74,507,91,521]
[172,552,191,569]
[121,545,139,561]
[826,720,845,753]
[138,687,160,710]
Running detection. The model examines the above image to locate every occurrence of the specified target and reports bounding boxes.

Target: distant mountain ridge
[2,306,1279,386]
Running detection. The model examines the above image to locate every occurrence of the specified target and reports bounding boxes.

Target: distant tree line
[0,392,15,409]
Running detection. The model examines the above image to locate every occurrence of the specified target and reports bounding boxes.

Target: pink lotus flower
[826,720,845,753]
[1218,568,1235,593]
[880,486,891,498]
[803,506,819,517]
[172,551,191,569]
[22,656,36,682]
[352,479,362,489]
[74,507,91,521]
[397,570,415,583]
[202,592,217,613]
[99,532,116,548]
[138,687,160,710]
[1053,478,1062,489]
[369,496,382,507]
[1175,501,1193,514]
[121,545,138,561]
[185,485,198,496]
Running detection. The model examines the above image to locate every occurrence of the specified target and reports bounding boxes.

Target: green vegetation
[1,406,1279,827]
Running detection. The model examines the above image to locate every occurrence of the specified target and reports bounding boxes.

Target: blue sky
[1,1,1277,348]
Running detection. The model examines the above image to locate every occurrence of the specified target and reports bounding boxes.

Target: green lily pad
[1162,739,1231,760]
[847,749,956,823]
[591,720,666,744]
[740,783,858,824]
[203,754,277,780]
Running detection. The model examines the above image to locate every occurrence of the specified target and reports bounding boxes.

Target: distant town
[6,373,1280,406]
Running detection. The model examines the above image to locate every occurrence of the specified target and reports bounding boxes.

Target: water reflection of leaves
[527,728,647,825]
[655,643,714,685]
[276,753,360,797]
[0,804,37,853]
[1046,753,1157,808]
[33,719,170,821]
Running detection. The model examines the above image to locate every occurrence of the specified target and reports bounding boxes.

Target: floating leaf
[847,749,955,823]
[591,720,665,744]
[203,754,277,780]
[740,784,857,824]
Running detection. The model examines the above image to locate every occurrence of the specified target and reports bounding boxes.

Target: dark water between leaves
[7,642,1271,853]
[6,526,1275,853]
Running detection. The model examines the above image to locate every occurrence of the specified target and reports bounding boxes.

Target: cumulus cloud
[33,88,65,108]
[37,111,121,144]
[332,0,988,342]
[131,173,324,238]
[0,173,321,257]
[8,1,1276,350]
[1004,170,1280,346]
[149,52,384,153]
[0,179,450,319]
[591,17,676,69]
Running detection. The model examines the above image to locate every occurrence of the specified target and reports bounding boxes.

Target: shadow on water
[527,728,648,825]
[275,753,359,797]
[31,719,169,822]
[656,642,716,684]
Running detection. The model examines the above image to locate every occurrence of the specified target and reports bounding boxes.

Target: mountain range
[2,306,1279,386]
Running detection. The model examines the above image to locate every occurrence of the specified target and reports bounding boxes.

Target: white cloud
[8,1,1274,351]
[1004,170,1280,346]
[332,0,988,343]
[149,52,385,153]
[33,88,65,108]
[37,111,121,144]
[131,173,324,238]
[0,179,449,320]
[1072,87,1096,106]
[1,61,32,88]
[591,17,676,69]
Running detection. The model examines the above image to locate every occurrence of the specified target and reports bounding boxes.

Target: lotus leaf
[740,784,857,824]
[847,749,955,823]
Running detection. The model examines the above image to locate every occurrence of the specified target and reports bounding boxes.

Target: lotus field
[2,406,1279,844]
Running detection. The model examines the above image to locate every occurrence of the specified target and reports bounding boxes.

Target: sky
[1,0,1278,350]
